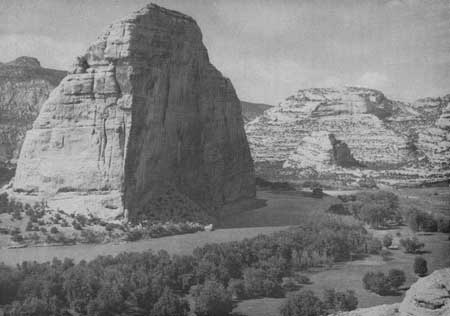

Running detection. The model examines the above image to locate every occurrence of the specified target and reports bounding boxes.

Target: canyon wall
[246,87,449,187]
[0,57,65,165]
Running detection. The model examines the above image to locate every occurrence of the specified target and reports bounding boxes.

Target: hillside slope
[0,57,66,164]
[245,87,449,187]
[241,101,273,123]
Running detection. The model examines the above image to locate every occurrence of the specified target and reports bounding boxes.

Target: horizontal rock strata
[245,87,450,187]
[12,4,255,219]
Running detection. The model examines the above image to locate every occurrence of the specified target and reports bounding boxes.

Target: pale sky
[0,0,449,103]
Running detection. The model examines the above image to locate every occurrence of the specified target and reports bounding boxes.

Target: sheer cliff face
[246,87,449,187]
[0,57,66,164]
[13,4,255,219]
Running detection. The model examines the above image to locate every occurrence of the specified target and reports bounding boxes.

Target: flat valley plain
[0,186,449,316]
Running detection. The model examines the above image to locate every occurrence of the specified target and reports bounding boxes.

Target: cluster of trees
[414,257,428,277]
[362,269,406,295]
[280,289,358,316]
[338,191,402,228]
[407,209,450,233]
[0,214,374,316]
[400,237,425,254]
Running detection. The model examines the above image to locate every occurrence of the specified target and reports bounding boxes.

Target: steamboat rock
[12,4,255,219]
[246,87,449,187]
[0,57,66,165]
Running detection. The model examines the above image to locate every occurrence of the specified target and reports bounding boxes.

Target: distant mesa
[6,56,41,68]
[245,86,450,187]
[240,101,273,123]
[0,57,66,168]
[10,4,255,220]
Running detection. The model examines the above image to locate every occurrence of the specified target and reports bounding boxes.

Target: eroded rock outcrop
[332,268,450,316]
[245,87,449,187]
[0,57,66,165]
[12,4,255,219]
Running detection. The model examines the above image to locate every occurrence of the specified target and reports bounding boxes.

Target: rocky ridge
[245,87,449,187]
[11,4,255,220]
[240,101,272,123]
[332,268,450,316]
[0,57,66,165]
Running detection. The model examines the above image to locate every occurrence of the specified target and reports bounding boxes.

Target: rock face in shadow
[332,268,450,316]
[0,57,66,165]
[329,134,362,168]
[12,4,255,220]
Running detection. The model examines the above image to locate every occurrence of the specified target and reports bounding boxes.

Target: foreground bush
[383,234,393,248]
[280,290,325,316]
[400,237,424,254]
[323,288,358,313]
[414,257,428,277]
[191,280,233,316]
[151,288,189,316]
[362,269,405,295]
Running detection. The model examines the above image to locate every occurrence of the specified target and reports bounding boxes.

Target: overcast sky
[0,0,448,103]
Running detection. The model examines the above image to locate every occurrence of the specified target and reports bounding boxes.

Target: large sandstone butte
[12,4,255,220]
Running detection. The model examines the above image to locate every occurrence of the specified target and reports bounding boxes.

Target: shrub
[25,221,34,232]
[126,230,143,242]
[243,267,284,298]
[380,249,392,261]
[382,234,393,248]
[367,238,382,254]
[350,191,401,228]
[50,227,59,234]
[80,230,104,244]
[150,288,189,316]
[437,217,450,233]
[294,274,311,284]
[75,214,88,226]
[400,237,424,254]
[39,227,47,233]
[228,279,246,300]
[72,221,82,230]
[12,209,22,220]
[327,204,350,215]
[191,280,233,316]
[0,264,21,305]
[408,209,438,232]
[105,223,115,232]
[7,297,51,316]
[280,290,325,316]
[323,288,358,312]
[362,269,404,295]
[362,272,391,295]
[387,269,406,289]
[414,257,428,277]
[11,234,24,243]
[282,278,299,292]
[312,187,323,198]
